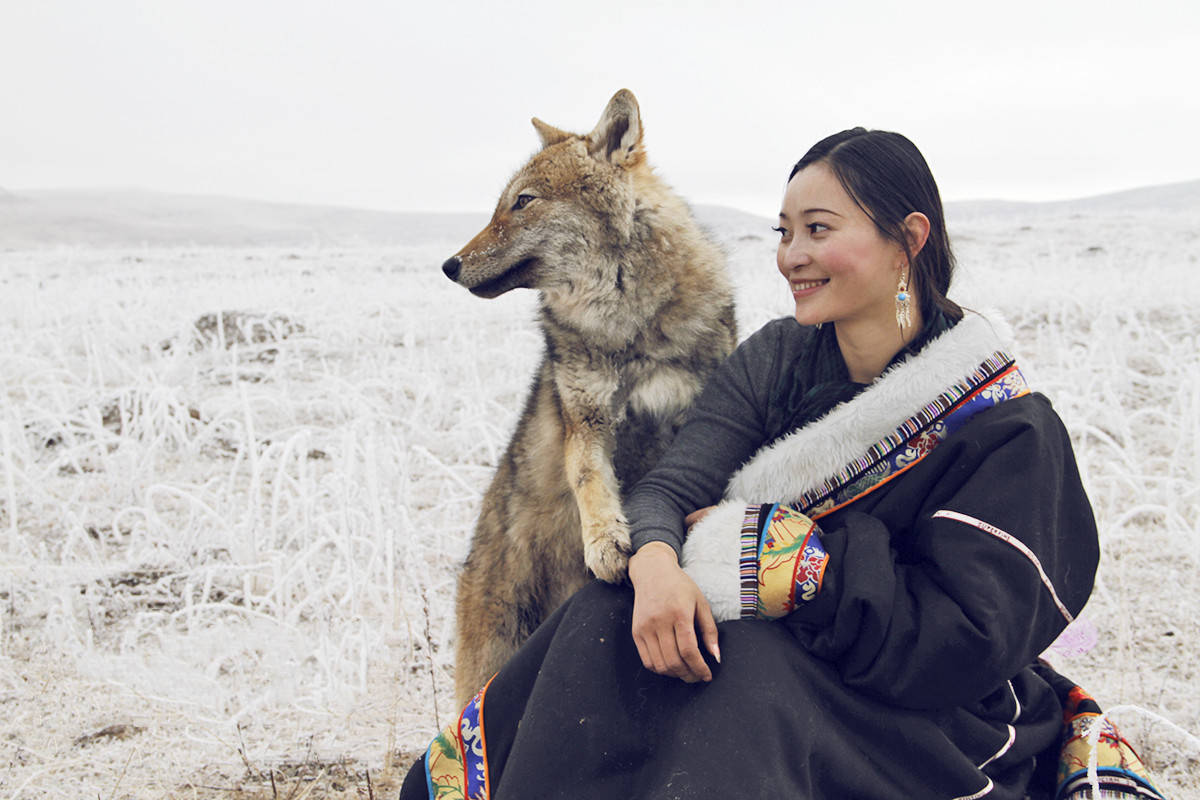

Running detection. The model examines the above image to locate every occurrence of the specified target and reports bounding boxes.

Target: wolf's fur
[444,89,736,704]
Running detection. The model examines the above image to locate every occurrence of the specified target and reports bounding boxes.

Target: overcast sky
[2,1,1197,216]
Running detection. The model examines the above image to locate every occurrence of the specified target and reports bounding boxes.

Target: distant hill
[947,178,1200,220]
[692,203,773,238]
[0,189,489,248]
[0,188,772,249]
[1,180,1196,248]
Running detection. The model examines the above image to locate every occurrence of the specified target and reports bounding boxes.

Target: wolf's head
[442,89,646,298]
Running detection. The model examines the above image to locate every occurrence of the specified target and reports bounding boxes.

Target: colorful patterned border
[738,505,764,619]
[426,675,493,799]
[802,354,1029,520]
[755,504,828,619]
[1055,686,1166,799]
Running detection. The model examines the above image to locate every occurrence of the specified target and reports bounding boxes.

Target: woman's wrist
[634,540,679,560]
[629,541,681,584]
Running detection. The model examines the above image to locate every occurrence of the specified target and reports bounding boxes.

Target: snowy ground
[1,190,1198,798]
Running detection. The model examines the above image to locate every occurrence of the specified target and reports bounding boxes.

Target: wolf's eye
[512,194,535,211]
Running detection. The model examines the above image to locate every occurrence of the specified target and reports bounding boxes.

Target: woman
[403,129,1165,800]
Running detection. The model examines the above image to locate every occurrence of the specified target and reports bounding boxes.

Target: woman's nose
[778,239,810,271]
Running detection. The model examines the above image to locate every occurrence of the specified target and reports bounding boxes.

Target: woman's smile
[791,278,829,296]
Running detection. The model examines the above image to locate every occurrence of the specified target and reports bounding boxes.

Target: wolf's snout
[442,256,462,282]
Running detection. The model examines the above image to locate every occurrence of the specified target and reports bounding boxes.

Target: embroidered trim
[727,314,1014,505]
[754,504,828,619]
[738,505,763,619]
[1055,685,1166,800]
[426,674,494,799]
[931,509,1074,624]
[1057,772,1166,799]
[801,358,1029,520]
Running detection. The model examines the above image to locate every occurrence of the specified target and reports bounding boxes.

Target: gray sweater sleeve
[626,317,812,556]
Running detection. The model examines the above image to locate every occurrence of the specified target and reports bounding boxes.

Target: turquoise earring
[896,269,912,332]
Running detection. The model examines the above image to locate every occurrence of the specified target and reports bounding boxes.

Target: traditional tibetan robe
[403,313,1166,800]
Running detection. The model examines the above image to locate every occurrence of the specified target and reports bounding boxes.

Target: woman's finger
[656,628,693,681]
[696,598,721,664]
[641,630,669,675]
[673,618,712,682]
[632,631,653,672]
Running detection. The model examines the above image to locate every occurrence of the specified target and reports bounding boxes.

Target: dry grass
[1,206,1198,797]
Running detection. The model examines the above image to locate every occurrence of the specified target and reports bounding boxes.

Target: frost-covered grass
[1,207,1198,798]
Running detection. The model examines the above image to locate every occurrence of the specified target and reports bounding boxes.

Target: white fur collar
[725,311,1014,503]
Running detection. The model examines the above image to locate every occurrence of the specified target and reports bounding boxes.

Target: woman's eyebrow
[804,207,843,217]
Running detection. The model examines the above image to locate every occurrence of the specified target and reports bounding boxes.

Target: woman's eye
[512,194,535,211]
[771,225,788,237]
[807,222,829,234]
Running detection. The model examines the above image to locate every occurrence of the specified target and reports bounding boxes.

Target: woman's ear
[903,212,931,259]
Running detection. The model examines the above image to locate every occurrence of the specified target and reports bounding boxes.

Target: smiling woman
[401,128,1169,800]
[774,128,961,382]
[776,160,931,380]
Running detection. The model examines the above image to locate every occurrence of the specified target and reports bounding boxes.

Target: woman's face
[775,163,906,331]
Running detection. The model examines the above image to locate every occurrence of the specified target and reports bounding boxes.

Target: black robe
[404,314,1165,800]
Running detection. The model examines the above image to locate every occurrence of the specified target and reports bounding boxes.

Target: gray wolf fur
[442,89,737,705]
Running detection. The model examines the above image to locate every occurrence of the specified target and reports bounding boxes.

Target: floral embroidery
[747,504,829,619]
[426,677,493,799]
[1055,686,1165,799]
[801,358,1030,521]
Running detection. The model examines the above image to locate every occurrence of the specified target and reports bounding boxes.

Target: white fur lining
[726,312,1012,504]
[681,312,1013,621]
[680,501,747,621]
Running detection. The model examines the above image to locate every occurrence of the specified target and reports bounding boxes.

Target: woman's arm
[625,320,804,680]
[625,319,800,556]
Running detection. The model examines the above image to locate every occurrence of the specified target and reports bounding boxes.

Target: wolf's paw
[584,520,631,583]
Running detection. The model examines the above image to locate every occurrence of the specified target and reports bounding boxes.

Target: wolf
[442,89,737,705]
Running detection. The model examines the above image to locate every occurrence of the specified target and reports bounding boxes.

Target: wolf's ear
[532,117,573,149]
[586,89,643,167]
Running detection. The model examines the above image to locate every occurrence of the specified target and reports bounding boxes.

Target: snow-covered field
[1,187,1198,798]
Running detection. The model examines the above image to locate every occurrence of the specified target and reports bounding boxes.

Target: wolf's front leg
[554,362,631,582]
[560,418,630,582]
[579,502,632,582]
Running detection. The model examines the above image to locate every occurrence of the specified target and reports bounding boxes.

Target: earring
[895,269,912,332]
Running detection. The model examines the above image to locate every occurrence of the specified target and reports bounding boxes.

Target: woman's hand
[629,540,720,683]
[684,506,716,529]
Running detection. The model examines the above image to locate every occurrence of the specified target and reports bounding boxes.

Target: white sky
[2,0,1197,216]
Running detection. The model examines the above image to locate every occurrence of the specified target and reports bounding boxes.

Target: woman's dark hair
[790,128,962,323]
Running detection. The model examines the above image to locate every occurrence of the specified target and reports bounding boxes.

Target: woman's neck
[834,308,925,384]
